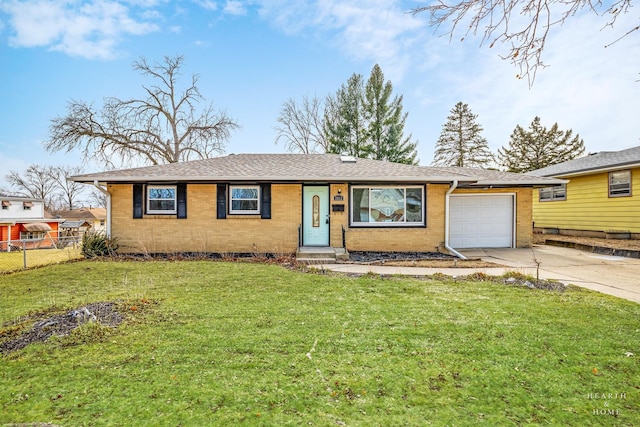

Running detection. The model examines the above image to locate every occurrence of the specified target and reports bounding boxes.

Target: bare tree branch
[46,55,239,168]
[412,0,637,85]
[274,95,328,153]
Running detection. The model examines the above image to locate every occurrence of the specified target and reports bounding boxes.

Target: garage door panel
[450,195,514,249]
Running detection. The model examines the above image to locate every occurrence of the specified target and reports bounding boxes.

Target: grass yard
[0,260,638,426]
[0,246,82,273]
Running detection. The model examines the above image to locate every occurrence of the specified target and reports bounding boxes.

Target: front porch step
[295,247,349,264]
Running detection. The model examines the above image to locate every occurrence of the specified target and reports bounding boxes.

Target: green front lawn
[1,261,638,426]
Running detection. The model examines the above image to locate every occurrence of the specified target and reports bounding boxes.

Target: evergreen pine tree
[365,64,418,165]
[498,116,585,172]
[324,73,371,158]
[433,102,493,168]
[324,65,419,164]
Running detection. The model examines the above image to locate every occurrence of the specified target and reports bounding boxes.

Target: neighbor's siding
[533,168,640,233]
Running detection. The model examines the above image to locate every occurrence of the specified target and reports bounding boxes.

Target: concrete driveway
[460,245,640,303]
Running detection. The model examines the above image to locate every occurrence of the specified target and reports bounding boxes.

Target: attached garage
[449,194,515,248]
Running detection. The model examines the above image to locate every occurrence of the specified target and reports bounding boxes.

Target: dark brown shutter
[260,184,271,219]
[177,183,187,219]
[133,184,144,219]
[217,184,227,219]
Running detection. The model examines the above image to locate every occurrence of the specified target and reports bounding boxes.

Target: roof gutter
[444,180,466,260]
[93,180,111,237]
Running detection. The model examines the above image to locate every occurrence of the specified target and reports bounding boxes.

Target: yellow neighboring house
[68,154,562,257]
[530,146,640,238]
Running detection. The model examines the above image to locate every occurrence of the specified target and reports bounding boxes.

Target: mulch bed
[348,251,454,263]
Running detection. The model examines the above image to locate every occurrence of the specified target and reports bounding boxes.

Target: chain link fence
[0,234,83,273]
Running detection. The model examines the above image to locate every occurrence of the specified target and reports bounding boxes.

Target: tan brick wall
[107,183,533,254]
[108,183,301,254]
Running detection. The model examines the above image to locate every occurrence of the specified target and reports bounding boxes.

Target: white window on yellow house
[609,170,631,197]
[147,186,177,214]
[350,186,425,226]
[539,185,566,201]
[229,186,260,214]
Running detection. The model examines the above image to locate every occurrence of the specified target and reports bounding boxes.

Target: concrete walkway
[321,245,640,304]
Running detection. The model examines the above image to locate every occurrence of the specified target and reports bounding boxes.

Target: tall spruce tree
[365,64,418,165]
[433,102,494,168]
[324,73,370,158]
[498,116,585,172]
[324,64,418,164]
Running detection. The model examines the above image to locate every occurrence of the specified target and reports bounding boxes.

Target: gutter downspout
[445,180,467,260]
[93,180,111,237]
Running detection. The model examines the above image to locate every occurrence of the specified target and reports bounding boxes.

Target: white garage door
[449,195,514,248]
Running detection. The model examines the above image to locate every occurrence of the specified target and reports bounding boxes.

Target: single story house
[0,195,63,251]
[69,153,563,257]
[530,146,640,239]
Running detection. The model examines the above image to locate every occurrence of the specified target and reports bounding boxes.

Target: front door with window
[302,186,329,246]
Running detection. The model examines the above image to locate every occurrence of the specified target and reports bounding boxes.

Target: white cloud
[193,0,218,12]
[257,1,425,81]
[1,0,160,59]
[223,1,247,16]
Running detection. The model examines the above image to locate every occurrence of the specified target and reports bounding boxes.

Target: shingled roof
[530,146,640,177]
[69,153,562,187]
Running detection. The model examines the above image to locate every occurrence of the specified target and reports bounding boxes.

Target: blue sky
[1,0,639,185]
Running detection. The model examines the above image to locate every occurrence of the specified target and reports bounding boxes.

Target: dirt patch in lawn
[0,302,128,355]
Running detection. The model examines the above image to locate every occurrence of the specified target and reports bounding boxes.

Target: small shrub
[81,232,119,258]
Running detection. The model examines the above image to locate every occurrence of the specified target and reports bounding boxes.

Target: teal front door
[303,186,330,246]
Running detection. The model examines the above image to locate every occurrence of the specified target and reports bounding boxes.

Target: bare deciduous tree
[3,165,101,212]
[412,0,638,84]
[4,165,59,212]
[49,166,87,210]
[46,55,239,168]
[86,188,108,209]
[274,95,328,153]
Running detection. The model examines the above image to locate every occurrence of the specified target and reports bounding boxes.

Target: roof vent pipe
[340,155,357,163]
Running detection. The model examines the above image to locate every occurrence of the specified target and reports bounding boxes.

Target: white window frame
[229,185,261,215]
[20,231,45,240]
[609,170,631,197]
[539,185,566,201]
[350,185,425,227]
[146,185,177,214]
